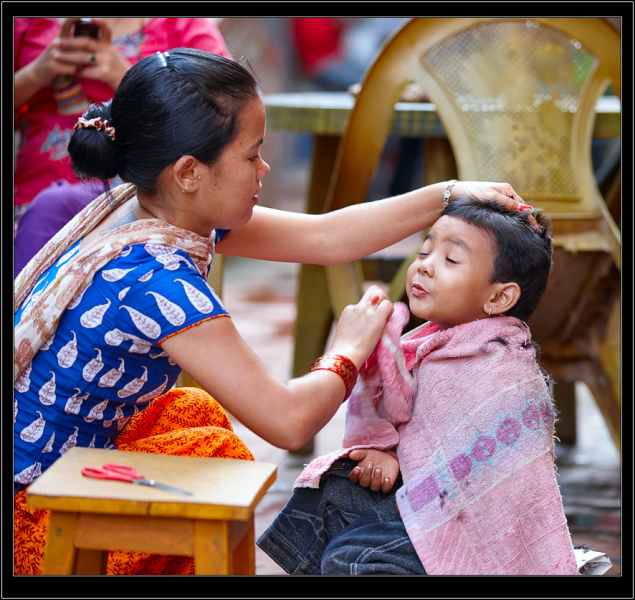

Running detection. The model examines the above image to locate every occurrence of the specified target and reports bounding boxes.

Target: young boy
[257,197,580,575]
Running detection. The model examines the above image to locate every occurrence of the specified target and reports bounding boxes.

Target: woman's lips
[411,282,428,298]
[254,183,262,202]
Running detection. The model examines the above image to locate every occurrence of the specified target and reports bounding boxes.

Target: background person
[13,17,230,232]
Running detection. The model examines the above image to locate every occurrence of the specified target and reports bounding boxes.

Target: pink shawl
[296,303,579,575]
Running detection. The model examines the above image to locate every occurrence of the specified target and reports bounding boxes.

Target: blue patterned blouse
[14,230,229,491]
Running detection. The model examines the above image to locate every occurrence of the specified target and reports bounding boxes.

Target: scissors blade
[134,478,193,496]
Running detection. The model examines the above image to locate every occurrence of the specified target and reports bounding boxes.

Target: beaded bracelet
[442,179,458,207]
[309,353,359,402]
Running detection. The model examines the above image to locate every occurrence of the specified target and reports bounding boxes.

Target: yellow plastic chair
[321,18,621,451]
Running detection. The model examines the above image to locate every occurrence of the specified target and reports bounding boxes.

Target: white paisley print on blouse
[97,358,125,388]
[56,330,78,368]
[38,371,56,405]
[175,278,215,314]
[80,298,112,328]
[119,305,162,339]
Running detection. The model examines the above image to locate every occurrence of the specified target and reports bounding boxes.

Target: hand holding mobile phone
[73,18,101,40]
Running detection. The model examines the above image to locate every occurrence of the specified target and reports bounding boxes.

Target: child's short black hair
[442,196,553,322]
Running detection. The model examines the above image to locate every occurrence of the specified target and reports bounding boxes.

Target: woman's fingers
[458,181,526,209]
[489,183,541,230]
[329,285,393,367]
[360,284,389,306]
[361,285,394,321]
[497,182,524,205]
[457,181,541,232]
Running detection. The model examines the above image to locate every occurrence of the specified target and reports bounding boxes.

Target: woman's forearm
[160,286,394,451]
[315,182,447,265]
[218,180,524,264]
[218,181,447,264]
[14,64,45,110]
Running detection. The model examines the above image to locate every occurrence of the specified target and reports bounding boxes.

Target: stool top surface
[26,447,277,521]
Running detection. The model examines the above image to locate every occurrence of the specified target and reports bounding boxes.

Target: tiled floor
[221,253,621,576]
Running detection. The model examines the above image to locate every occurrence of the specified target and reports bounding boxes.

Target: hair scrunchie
[73,117,116,141]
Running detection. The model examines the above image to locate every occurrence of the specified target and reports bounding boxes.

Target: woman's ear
[486,282,521,316]
[171,155,202,194]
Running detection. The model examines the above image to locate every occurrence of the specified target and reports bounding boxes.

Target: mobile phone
[73,18,100,40]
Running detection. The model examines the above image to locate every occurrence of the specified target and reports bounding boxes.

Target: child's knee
[321,544,357,575]
[321,521,427,576]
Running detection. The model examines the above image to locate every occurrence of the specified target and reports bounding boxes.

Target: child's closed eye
[446,257,458,264]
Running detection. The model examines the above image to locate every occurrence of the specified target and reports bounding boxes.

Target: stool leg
[75,548,108,575]
[231,516,255,575]
[42,512,79,575]
[194,520,230,575]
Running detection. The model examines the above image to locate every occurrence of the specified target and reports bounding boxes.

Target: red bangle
[309,353,358,401]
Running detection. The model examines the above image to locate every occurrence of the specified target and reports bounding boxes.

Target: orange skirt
[14,387,254,575]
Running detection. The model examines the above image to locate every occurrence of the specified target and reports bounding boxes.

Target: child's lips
[411,282,428,298]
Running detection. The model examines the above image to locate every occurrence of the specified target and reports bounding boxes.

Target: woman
[14,48,531,575]
[13,17,229,228]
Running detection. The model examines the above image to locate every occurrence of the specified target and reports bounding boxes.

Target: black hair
[441,196,553,322]
[67,48,261,195]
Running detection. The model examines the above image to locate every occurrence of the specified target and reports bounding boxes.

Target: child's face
[406,215,500,330]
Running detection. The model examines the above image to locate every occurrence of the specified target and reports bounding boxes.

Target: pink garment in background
[296,303,579,575]
[14,18,231,207]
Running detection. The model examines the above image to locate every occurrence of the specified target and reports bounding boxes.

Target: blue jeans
[257,459,426,575]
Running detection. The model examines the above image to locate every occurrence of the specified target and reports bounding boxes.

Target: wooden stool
[26,446,277,575]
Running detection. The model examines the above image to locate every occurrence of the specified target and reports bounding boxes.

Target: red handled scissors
[81,463,192,496]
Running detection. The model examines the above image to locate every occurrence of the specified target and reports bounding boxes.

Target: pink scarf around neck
[296,303,579,575]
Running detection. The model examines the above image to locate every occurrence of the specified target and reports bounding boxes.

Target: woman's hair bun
[67,100,121,184]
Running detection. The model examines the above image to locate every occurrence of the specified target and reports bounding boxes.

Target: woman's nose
[258,158,270,179]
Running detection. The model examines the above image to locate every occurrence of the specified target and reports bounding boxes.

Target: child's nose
[418,255,433,277]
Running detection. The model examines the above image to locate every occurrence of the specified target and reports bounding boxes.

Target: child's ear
[486,282,521,316]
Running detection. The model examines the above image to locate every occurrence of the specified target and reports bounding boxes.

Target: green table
[264,92,620,139]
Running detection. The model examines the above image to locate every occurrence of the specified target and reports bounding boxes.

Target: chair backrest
[324,18,620,264]
[320,18,622,454]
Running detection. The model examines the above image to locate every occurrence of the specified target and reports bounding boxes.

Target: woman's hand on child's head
[328,286,393,369]
[451,181,540,231]
[348,448,400,493]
